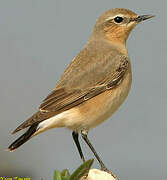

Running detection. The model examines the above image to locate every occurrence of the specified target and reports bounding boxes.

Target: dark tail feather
[8,124,38,152]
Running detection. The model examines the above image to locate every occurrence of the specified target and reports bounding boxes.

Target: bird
[8,8,154,177]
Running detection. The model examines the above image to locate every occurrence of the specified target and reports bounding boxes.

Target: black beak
[135,15,155,23]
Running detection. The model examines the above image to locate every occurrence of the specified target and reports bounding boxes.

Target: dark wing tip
[11,123,27,134]
[11,127,21,134]
[11,111,40,134]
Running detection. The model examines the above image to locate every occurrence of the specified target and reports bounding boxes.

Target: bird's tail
[8,124,38,152]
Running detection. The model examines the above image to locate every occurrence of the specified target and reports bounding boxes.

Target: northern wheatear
[9,8,154,177]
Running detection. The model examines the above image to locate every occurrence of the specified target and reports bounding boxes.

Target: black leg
[81,130,118,179]
[72,131,85,163]
[81,130,106,169]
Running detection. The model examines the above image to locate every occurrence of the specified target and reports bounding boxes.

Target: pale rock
[85,169,117,180]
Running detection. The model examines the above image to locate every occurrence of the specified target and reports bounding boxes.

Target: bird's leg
[72,131,85,163]
[81,130,118,179]
[81,130,106,169]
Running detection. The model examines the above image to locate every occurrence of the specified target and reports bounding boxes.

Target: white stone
[86,169,117,180]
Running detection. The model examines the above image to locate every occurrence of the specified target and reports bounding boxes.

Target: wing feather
[12,55,129,133]
[40,55,129,111]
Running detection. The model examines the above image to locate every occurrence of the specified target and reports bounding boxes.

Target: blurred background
[1,0,166,179]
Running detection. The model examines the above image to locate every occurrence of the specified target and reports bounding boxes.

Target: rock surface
[85,169,117,180]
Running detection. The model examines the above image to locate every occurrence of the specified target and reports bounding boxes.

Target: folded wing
[12,55,129,134]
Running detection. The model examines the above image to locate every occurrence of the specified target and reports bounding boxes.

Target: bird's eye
[114,16,124,23]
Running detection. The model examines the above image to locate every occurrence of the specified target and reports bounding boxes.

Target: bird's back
[55,38,127,90]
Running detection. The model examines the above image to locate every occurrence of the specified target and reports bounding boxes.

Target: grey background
[0,0,166,179]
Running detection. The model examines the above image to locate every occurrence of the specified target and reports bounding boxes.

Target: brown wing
[12,56,129,134]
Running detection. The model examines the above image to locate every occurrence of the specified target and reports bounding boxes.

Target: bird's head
[91,8,154,44]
